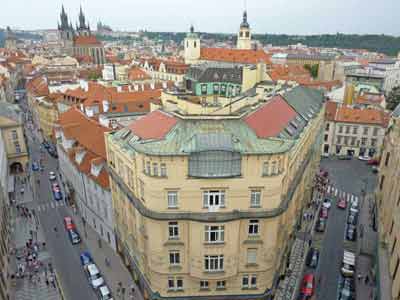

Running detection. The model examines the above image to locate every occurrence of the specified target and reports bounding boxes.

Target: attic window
[285,126,295,136]
[290,120,298,129]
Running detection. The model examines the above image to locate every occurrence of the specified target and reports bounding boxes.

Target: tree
[386,86,400,111]
[304,64,319,79]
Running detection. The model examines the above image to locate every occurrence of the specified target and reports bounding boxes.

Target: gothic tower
[76,5,90,37]
[237,10,252,50]
[184,25,201,65]
[58,5,74,55]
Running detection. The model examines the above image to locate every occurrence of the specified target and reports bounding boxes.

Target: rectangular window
[204,225,224,243]
[146,161,151,175]
[247,249,257,264]
[262,162,269,176]
[201,84,207,95]
[242,275,257,288]
[344,136,349,145]
[353,126,358,134]
[167,191,178,208]
[361,137,367,146]
[250,190,261,208]
[213,84,220,94]
[203,190,225,209]
[216,280,226,290]
[169,251,180,265]
[371,138,377,147]
[14,141,21,153]
[200,280,209,290]
[350,137,356,146]
[336,136,342,144]
[168,221,179,239]
[153,163,158,176]
[338,125,343,133]
[373,127,379,136]
[160,163,167,177]
[168,278,183,291]
[345,126,350,134]
[11,129,18,140]
[324,134,328,142]
[363,127,369,135]
[325,123,330,131]
[248,220,259,235]
[204,255,224,272]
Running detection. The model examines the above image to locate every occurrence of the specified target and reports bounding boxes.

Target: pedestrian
[45,277,49,287]
[365,275,369,284]
[357,273,362,281]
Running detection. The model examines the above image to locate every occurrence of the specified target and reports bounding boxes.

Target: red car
[319,207,329,219]
[64,217,76,230]
[367,159,379,166]
[337,198,347,209]
[299,273,315,298]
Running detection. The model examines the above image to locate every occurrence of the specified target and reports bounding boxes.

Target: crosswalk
[326,185,359,203]
[36,201,65,212]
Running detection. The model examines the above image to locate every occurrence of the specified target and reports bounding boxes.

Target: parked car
[341,251,356,277]
[346,225,357,241]
[319,207,329,219]
[316,218,326,232]
[372,166,379,173]
[306,247,320,268]
[80,251,93,267]
[358,155,370,161]
[323,198,332,209]
[48,146,58,158]
[338,277,355,300]
[299,274,315,299]
[49,171,57,181]
[67,229,81,244]
[97,285,113,300]
[85,264,104,289]
[42,141,50,149]
[367,159,379,166]
[337,198,347,209]
[347,213,358,226]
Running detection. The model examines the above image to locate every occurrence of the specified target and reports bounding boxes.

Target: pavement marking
[335,188,338,197]
[347,193,351,202]
[327,185,331,194]
[51,202,55,209]
[351,194,354,203]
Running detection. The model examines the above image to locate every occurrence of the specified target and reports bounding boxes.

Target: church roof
[200,48,271,65]
[74,35,101,46]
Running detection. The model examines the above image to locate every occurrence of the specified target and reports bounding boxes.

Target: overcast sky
[1,0,400,35]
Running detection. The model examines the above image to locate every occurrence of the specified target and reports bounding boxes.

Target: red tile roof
[74,35,102,46]
[26,76,49,96]
[244,95,297,138]
[129,110,177,140]
[325,101,338,121]
[200,48,271,65]
[128,67,151,81]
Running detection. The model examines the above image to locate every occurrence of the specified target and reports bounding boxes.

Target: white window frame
[204,255,224,272]
[168,277,183,291]
[168,221,179,239]
[242,274,257,288]
[169,251,180,265]
[250,190,261,208]
[160,163,167,177]
[216,280,226,289]
[167,191,178,208]
[204,225,224,243]
[248,220,259,236]
[262,162,269,176]
[153,163,158,176]
[146,161,151,175]
[200,280,209,290]
[203,190,225,209]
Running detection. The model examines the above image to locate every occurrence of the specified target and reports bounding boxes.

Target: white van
[341,251,355,277]
[97,285,113,300]
[86,264,104,289]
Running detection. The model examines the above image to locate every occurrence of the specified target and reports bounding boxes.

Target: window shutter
[220,192,225,207]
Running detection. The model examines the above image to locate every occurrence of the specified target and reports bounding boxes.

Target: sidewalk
[69,211,143,300]
[355,194,377,300]
[9,177,62,300]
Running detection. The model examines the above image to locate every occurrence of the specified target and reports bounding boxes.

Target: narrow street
[20,97,98,300]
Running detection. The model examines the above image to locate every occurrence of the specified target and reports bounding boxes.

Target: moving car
[97,285,113,300]
[52,183,63,201]
[67,229,81,244]
[316,218,326,232]
[323,198,332,209]
[80,251,93,267]
[306,248,320,269]
[299,274,315,299]
[337,198,347,209]
[49,171,57,181]
[346,225,357,241]
[85,264,104,289]
[64,217,76,230]
[358,155,370,161]
[32,162,40,171]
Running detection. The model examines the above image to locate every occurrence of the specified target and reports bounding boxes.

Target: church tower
[58,5,74,55]
[76,6,91,37]
[237,10,252,50]
[184,25,201,65]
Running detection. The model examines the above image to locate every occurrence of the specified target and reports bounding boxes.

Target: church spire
[240,10,250,29]
[79,5,87,29]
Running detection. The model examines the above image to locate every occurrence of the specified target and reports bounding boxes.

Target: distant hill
[130,32,400,56]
